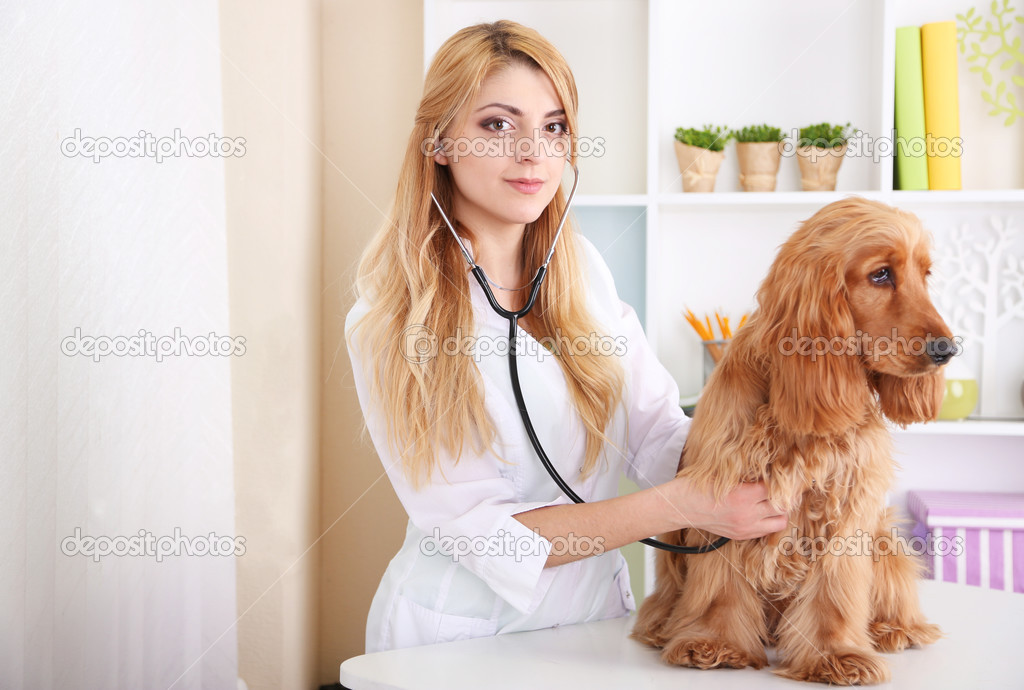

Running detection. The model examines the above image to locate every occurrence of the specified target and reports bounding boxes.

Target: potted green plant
[732,124,784,191]
[673,125,730,192]
[794,122,856,191]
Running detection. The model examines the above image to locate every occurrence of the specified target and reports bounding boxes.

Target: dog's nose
[926,337,957,366]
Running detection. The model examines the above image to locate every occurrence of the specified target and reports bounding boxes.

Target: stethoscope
[430,163,728,555]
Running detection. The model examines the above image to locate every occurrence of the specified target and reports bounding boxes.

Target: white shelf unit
[640,0,1024,416]
[425,0,1024,598]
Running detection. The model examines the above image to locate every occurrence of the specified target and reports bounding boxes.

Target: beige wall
[220,0,324,688]
[318,0,424,683]
[222,0,423,688]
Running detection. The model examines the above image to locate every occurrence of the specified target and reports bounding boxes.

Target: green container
[938,379,979,420]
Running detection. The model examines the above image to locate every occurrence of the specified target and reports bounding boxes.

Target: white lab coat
[345,233,690,653]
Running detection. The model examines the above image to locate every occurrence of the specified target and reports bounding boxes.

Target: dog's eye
[869,268,891,285]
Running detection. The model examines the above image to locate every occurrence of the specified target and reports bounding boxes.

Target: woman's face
[436,64,569,236]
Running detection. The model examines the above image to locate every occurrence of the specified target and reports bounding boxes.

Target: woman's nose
[513,130,540,163]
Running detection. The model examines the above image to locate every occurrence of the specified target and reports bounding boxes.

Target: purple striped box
[907,491,1024,594]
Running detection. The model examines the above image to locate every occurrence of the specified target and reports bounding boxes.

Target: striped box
[907,491,1024,594]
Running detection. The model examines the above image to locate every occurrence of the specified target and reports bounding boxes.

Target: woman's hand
[666,476,788,540]
[514,476,788,568]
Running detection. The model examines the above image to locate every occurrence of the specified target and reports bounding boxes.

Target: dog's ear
[758,255,872,437]
[871,369,945,425]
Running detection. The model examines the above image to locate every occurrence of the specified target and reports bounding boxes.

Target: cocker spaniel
[633,197,954,685]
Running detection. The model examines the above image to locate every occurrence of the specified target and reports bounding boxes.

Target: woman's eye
[870,267,891,285]
[483,118,512,133]
[545,122,568,135]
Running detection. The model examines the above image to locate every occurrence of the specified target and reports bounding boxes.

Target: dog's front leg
[658,536,769,670]
[632,530,689,648]
[773,546,890,685]
[868,510,943,652]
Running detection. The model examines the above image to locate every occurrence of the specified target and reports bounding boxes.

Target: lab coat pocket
[613,562,637,614]
[390,594,499,648]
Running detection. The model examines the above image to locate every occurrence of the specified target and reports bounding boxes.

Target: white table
[340,580,1024,689]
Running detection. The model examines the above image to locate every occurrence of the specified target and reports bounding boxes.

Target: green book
[895,26,929,190]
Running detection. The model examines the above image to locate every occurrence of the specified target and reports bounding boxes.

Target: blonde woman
[345,20,787,653]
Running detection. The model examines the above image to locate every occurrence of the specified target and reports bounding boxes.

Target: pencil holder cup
[702,339,728,386]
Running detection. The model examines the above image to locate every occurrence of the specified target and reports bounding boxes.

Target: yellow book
[921,20,962,190]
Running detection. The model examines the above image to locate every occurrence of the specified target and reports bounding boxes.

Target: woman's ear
[871,369,946,425]
[430,128,450,166]
[761,260,871,436]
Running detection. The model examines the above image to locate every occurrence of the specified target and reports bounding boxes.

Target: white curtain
[1,2,239,688]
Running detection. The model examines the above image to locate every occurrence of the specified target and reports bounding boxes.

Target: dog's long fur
[632,197,950,685]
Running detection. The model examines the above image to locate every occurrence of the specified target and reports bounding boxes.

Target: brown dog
[632,197,952,685]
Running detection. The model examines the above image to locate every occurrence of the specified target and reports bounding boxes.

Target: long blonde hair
[348,20,626,489]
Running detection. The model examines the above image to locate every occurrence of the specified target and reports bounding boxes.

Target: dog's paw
[775,650,889,686]
[869,619,942,652]
[661,637,767,670]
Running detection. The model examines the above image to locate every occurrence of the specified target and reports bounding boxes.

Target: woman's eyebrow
[474,102,565,118]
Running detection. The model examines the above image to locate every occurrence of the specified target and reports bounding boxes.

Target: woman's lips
[506,178,544,194]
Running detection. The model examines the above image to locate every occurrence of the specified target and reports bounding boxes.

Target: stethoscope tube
[431,164,728,555]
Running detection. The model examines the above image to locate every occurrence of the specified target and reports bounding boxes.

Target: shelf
[656,190,888,208]
[649,189,1024,209]
[891,420,1024,437]
[680,395,1024,436]
[672,408,1024,437]
[577,190,1024,210]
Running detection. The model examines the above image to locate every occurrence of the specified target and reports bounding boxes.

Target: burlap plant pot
[674,140,725,192]
[735,141,783,191]
[796,142,848,191]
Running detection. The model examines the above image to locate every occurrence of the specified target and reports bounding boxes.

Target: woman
[345,19,787,653]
